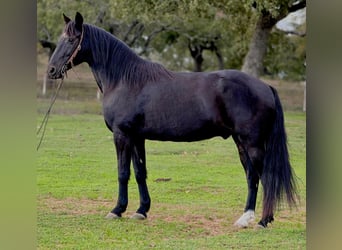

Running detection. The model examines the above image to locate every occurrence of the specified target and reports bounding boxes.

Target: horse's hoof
[234,221,248,228]
[257,216,273,228]
[105,212,121,219]
[256,223,267,229]
[234,210,255,228]
[130,213,146,220]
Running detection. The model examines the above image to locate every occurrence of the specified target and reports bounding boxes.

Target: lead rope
[36,77,64,151]
[36,64,83,151]
[37,27,84,151]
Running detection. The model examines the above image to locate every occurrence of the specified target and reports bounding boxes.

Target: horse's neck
[87,26,140,92]
[91,68,104,93]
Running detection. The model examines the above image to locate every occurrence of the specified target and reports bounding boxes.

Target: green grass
[37,111,306,249]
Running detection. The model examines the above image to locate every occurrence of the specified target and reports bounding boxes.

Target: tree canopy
[37,0,305,80]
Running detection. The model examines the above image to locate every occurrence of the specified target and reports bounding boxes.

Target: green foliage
[264,30,306,81]
[250,0,298,17]
[37,0,305,79]
[37,0,110,41]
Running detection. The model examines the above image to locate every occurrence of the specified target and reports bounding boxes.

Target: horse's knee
[134,171,147,184]
[133,164,147,182]
[118,171,130,184]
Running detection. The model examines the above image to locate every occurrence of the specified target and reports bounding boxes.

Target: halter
[67,25,84,68]
[38,26,84,150]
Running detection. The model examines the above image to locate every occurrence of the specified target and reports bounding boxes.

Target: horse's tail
[261,86,297,218]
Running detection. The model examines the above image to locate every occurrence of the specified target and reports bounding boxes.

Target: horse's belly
[141,121,230,142]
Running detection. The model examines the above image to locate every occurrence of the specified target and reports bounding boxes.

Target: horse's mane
[76,23,173,87]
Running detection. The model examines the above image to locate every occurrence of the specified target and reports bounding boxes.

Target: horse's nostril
[48,66,56,75]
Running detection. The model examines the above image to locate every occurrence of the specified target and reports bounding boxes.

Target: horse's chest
[102,92,138,132]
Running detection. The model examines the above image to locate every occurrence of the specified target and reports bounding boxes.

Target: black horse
[47,12,296,228]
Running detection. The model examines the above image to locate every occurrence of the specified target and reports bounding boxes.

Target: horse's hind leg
[233,135,264,228]
[131,138,151,219]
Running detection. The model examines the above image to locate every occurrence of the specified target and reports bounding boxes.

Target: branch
[283,30,306,37]
[138,25,169,56]
[122,20,140,43]
[41,26,52,41]
[39,40,55,49]
[289,0,306,13]
[125,23,145,47]
[188,41,202,59]
[95,9,106,25]
[39,40,56,58]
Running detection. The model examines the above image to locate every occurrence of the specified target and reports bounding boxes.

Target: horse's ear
[63,13,71,24]
[75,12,83,31]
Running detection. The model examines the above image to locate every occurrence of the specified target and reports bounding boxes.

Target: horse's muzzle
[48,65,56,76]
[47,64,65,79]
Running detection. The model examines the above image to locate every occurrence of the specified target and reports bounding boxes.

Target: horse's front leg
[131,138,151,219]
[106,132,132,219]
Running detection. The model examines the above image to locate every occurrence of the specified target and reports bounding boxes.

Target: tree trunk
[188,44,203,72]
[193,54,203,72]
[241,16,272,78]
[194,57,203,72]
[242,1,306,78]
[215,49,224,70]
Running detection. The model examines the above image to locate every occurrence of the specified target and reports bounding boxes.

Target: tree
[37,0,306,79]
[37,0,169,59]
[188,36,224,72]
[263,27,306,81]
[37,0,110,47]
[39,40,56,59]
[241,0,306,77]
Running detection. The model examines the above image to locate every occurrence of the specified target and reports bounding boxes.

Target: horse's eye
[68,37,75,43]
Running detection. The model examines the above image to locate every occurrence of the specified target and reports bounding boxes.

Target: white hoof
[234,210,255,228]
[105,212,120,219]
[130,213,147,220]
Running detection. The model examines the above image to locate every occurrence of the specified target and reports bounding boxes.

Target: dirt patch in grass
[276,204,306,224]
[38,196,113,216]
[39,196,244,235]
[147,203,245,236]
[151,213,235,236]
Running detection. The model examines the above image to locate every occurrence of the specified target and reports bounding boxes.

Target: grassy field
[37,55,306,249]
[37,105,306,249]
[37,112,305,249]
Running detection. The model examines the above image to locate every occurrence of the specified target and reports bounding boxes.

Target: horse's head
[47,12,85,79]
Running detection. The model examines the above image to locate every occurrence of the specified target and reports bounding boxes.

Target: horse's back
[214,70,274,104]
